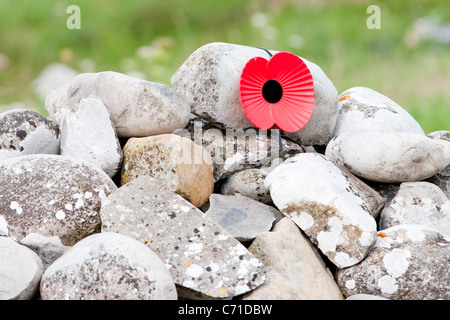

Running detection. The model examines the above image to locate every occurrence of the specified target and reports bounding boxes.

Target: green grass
[0,0,449,133]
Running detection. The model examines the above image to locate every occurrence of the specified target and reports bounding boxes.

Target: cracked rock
[175,114,304,181]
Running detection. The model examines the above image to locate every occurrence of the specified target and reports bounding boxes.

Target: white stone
[60,97,123,177]
[326,130,450,183]
[265,153,377,268]
[0,237,43,300]
[333,87,424,137]
[45,82,70,126]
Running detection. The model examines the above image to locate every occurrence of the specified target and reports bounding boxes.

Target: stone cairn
[1,42,449,300]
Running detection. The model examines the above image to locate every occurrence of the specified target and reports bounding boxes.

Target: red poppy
[239,52,315,133]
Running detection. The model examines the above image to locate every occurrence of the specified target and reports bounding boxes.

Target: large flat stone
[243,218,344,300]
[333,87,424,137]
[100,176,266,299]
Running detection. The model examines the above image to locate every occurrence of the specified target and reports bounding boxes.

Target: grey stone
[19,233,69,270]
[171,42,338,146]
[40,232,177,300]
[333,87,424,137]
[221,168,272,204]
[32,63,78,101]
[171,43,266,129]
[60,97,123,178]
[336,224,450,300]
[0,236,43,300]
[0,109,60,160]
[205,193,283,242]
[265,153,378,268]
[175,115,304,181]
[243,218,344,300]
[380,182,450,237]
[121,134,214,207]
[326,130,450,183]
[100,176,265,299]
[0,154,117,246]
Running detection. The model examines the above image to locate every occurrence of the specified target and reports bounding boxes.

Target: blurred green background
[0,0,449,133]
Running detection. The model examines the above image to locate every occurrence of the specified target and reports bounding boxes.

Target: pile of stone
[1,42,449,300]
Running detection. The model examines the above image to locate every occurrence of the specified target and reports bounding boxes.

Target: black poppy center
[262,80,283,103]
